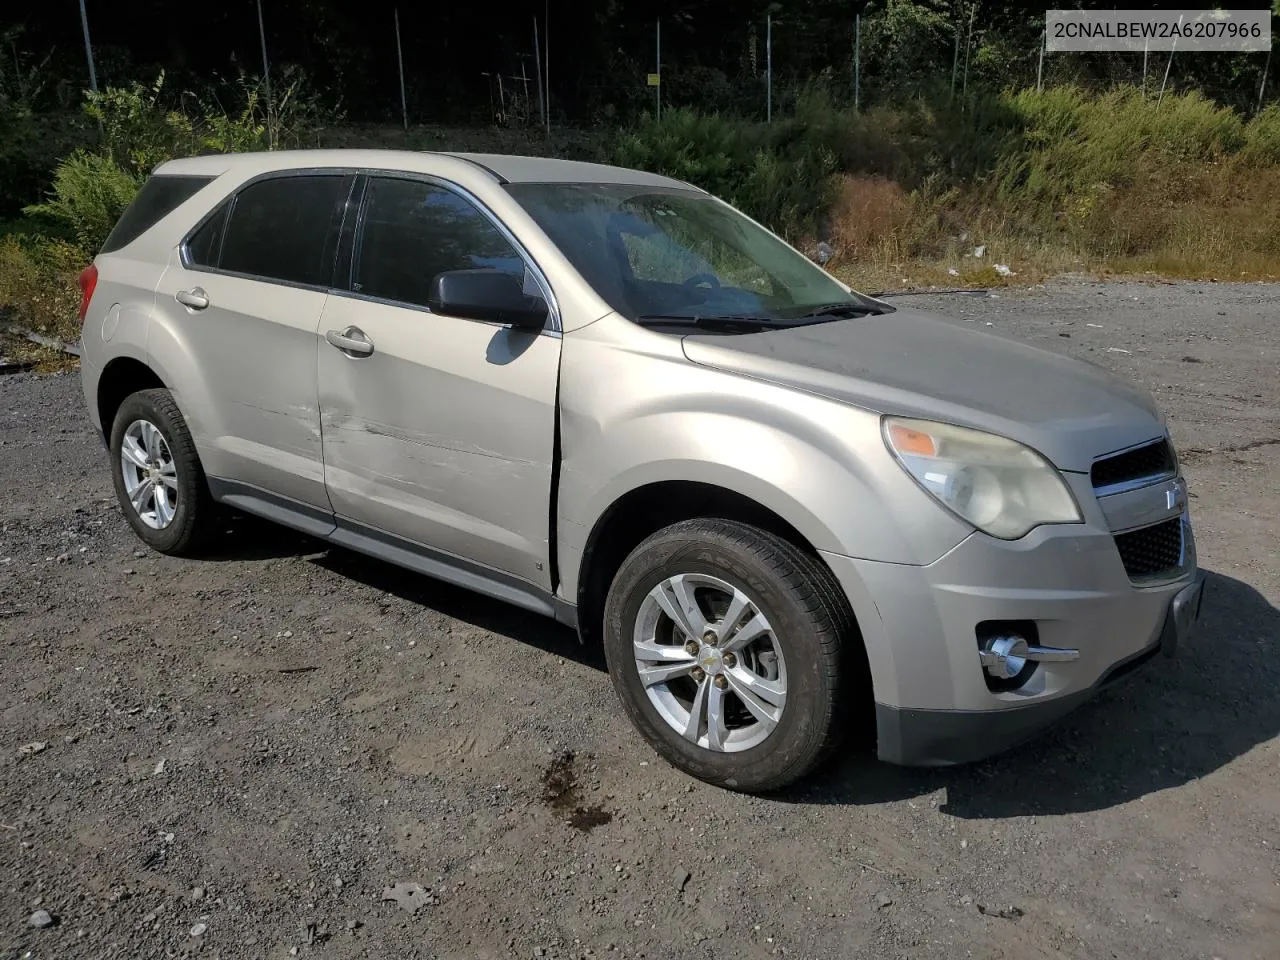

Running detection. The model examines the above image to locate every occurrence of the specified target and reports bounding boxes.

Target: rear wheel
[109,388,216,556]
[603,518,855,792]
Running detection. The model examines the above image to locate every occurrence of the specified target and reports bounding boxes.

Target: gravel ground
[2,279,1278,960]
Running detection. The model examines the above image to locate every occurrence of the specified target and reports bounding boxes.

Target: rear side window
[100,175,213,254]
[352,177,524,309]
[185,204,228,268]
[218,175,351,286]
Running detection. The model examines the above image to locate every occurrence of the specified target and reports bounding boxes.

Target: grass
[608,85,1280,288]
[0,232,83,373]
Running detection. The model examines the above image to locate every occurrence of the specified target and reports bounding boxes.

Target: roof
[154,149,692,189]
[439,153,688,187]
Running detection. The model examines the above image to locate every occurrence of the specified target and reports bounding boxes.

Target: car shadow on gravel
[201,513,328,562]
[204,512,602,669]
[800,569,1280,818]
[313,545,600,670]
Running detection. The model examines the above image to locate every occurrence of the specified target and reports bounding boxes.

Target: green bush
[23,151,140,251]
[0,233,83,345]
[85,74,183,176]
[608,109,760,199]
[19,68,340,254]
[0,110,95,219]
[606,103,838,238]
[85,69,334,178]
[0,26,96,217]
[1242,104,1280,164]
[993,86,1254,222]
[608,84,1280,278]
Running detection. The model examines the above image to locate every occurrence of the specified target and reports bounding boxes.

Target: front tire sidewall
[604,535,833,791]
[109,391,203,554]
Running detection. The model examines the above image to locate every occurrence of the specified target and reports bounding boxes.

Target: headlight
[882,417,1082,540]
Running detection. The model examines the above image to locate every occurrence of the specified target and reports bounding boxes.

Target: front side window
[218,175,351,286]
[506,183,876,323]
[352,177,525,309]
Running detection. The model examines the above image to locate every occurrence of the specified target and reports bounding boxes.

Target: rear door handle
[175,287,209,310]
[325,326,375,357]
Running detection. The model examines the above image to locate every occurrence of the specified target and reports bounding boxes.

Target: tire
[109,388,216,557]
[602,518,857,792]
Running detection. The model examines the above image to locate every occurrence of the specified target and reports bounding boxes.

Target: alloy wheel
[119,419,178,530]
[632,573,787,753]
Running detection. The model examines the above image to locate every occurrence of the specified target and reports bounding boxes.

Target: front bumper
[875,575,1202,764]
[822,516,1201,766]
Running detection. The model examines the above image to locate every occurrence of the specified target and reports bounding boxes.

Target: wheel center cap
[697,645,724,676]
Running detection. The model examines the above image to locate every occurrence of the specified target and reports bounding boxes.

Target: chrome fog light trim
[979,634,1080,680]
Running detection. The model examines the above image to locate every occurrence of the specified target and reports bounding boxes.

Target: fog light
[980,635,1030,680]
[978,631,1081,685]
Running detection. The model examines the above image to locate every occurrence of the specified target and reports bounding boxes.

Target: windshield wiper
[634,314,784,332]
[789,302,890,320]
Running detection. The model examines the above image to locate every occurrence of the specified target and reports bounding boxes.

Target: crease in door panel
[321,412,537,465]
[229,399,323,439]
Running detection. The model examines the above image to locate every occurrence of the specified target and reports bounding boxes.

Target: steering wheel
[682,272,721,291]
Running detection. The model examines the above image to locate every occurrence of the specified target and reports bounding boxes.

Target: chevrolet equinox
[77,150,1204,791]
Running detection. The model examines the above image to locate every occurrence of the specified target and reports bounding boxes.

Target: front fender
[555,319,972,599]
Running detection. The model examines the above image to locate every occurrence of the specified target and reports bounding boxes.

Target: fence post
[533,17,545,128]
[517,58,531,121]
[77,0,98,92]
[394,8,408,130]
[544,0,551,134]
[1260,49,1272,113]
[1157,14,1182,105]
[854,14,861,110]
[1036,26,1045,92]
[766,13,772,122]
[961,3,975,101]
[951,18,960,95]
[257,0,272,106]
[656,18,661,120]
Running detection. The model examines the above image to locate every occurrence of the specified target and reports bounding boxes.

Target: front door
[317,175,561,588]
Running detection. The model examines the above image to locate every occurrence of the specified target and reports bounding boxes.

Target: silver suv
[78,150,1203,791]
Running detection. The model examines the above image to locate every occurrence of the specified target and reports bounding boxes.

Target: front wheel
[602,519,856,792]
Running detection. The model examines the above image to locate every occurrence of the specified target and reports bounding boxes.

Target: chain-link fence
[10,1,1278,132]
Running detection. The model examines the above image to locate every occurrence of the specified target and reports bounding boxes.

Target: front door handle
[325,326,375,357]
[175,287,209,310]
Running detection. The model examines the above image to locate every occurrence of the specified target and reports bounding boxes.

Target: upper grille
[1114,517,1184,580]
[1091,439,1176,491]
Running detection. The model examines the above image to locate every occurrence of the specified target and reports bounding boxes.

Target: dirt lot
[2,279,1278,960]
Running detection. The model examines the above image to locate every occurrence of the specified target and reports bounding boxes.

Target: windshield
[504,182,879,323]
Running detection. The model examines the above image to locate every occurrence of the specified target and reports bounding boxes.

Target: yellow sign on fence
[646,73,661,87]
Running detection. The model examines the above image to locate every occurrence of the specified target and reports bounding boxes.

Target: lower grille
[1114,517,1184,581]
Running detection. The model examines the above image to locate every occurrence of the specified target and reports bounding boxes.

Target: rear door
[316,174,561,587]
[153,172,355,511]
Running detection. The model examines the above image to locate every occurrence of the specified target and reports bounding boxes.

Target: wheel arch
[575,480,877,751]
[574,478,849,645]
[97,356,168,440]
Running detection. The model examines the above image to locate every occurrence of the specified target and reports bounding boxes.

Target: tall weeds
[608,85,1280,280]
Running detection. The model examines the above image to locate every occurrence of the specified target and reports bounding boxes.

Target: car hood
[680,307,1164,473]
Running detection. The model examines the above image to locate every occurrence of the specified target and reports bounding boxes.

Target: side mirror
[428,269,548,330]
